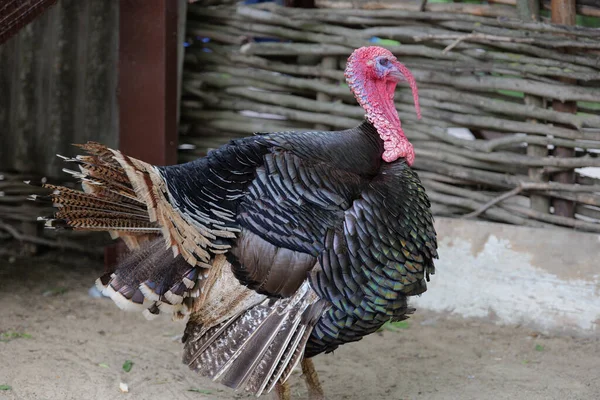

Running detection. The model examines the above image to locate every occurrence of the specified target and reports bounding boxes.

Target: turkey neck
[346,73,411,164]
[361,79,403,144]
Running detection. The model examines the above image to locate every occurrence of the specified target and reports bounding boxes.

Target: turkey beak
[389,62,407,83]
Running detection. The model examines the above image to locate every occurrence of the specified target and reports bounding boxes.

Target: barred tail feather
[30,142,159,247]
[183,281,327,396]
[95,237,208,319]
[29,142,217,318]
[31,141,217,263]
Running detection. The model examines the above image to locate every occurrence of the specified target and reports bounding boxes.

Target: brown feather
[42,187,145,215]
[97,237,207,319]
[112,150,218,266]
[78,162,131,185]
[34,142,221,263]
[230,229,317,297]
[66,218,160,231]
[54,208,150,221]
[73,142,121,167]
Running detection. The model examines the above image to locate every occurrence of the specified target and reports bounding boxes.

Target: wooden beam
[518,0,549,216]
[108,1,181,268]
[550,0,577,219]
[118,0,179,166]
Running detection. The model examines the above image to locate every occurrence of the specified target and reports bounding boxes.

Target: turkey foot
[274,381,291,400]
[301,358,326,400]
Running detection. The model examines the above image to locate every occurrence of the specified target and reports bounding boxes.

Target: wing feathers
[184,281,327,396]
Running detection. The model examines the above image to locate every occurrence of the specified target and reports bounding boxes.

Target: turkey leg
[274,381,291,400]
[301,358,325,400]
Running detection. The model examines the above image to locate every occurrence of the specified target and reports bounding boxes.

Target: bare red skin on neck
[345,47,420,165]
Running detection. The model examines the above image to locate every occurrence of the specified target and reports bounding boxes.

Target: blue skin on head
[374,56,404,81]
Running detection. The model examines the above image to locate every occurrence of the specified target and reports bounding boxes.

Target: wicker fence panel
[180,1,600,232]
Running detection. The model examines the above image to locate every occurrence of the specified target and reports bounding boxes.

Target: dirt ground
[1,252,599,400]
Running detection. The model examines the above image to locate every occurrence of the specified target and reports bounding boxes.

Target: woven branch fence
[180,1,600,233]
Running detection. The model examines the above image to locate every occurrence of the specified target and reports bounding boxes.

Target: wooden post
[517,0,539,20]
[107,0,181,269]
[518,0,549,215]
[315,56,337,131]
[285,0,324,129]
[550,0,577,218]
[118,0,179,166]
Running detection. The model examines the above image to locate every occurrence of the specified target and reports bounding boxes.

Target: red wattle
[363,80,414,165]
[345,47,419,166]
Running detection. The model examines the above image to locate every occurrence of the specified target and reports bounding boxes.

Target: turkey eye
[378,58,390,67]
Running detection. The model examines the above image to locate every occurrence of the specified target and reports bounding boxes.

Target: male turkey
[34,46,438,399]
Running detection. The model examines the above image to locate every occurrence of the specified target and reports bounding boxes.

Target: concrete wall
[413,217,600,336]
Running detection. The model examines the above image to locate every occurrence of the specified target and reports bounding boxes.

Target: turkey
[32,46,438,399]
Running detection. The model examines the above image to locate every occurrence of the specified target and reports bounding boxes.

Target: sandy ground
[1,252,599,400]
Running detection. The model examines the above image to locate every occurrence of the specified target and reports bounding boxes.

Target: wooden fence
[0,0,118,249]
[180,1,600,233]
[0,0,118,179]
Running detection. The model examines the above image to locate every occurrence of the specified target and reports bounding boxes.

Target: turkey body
[34,45,437,397]
[35,119,437,395]
[159,120,437,358]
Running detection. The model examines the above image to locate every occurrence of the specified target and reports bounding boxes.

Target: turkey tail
[31,142,159,249]
[96,237,207,319]
[30,142,222,318]
[31,141,217,266]
[183,280,327,396]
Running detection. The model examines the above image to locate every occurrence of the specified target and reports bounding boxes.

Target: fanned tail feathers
[183,281,327,396]
[31,141,220,265]
[96,237,208,319]
[29,142,213,318]
[31,142,160,248]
